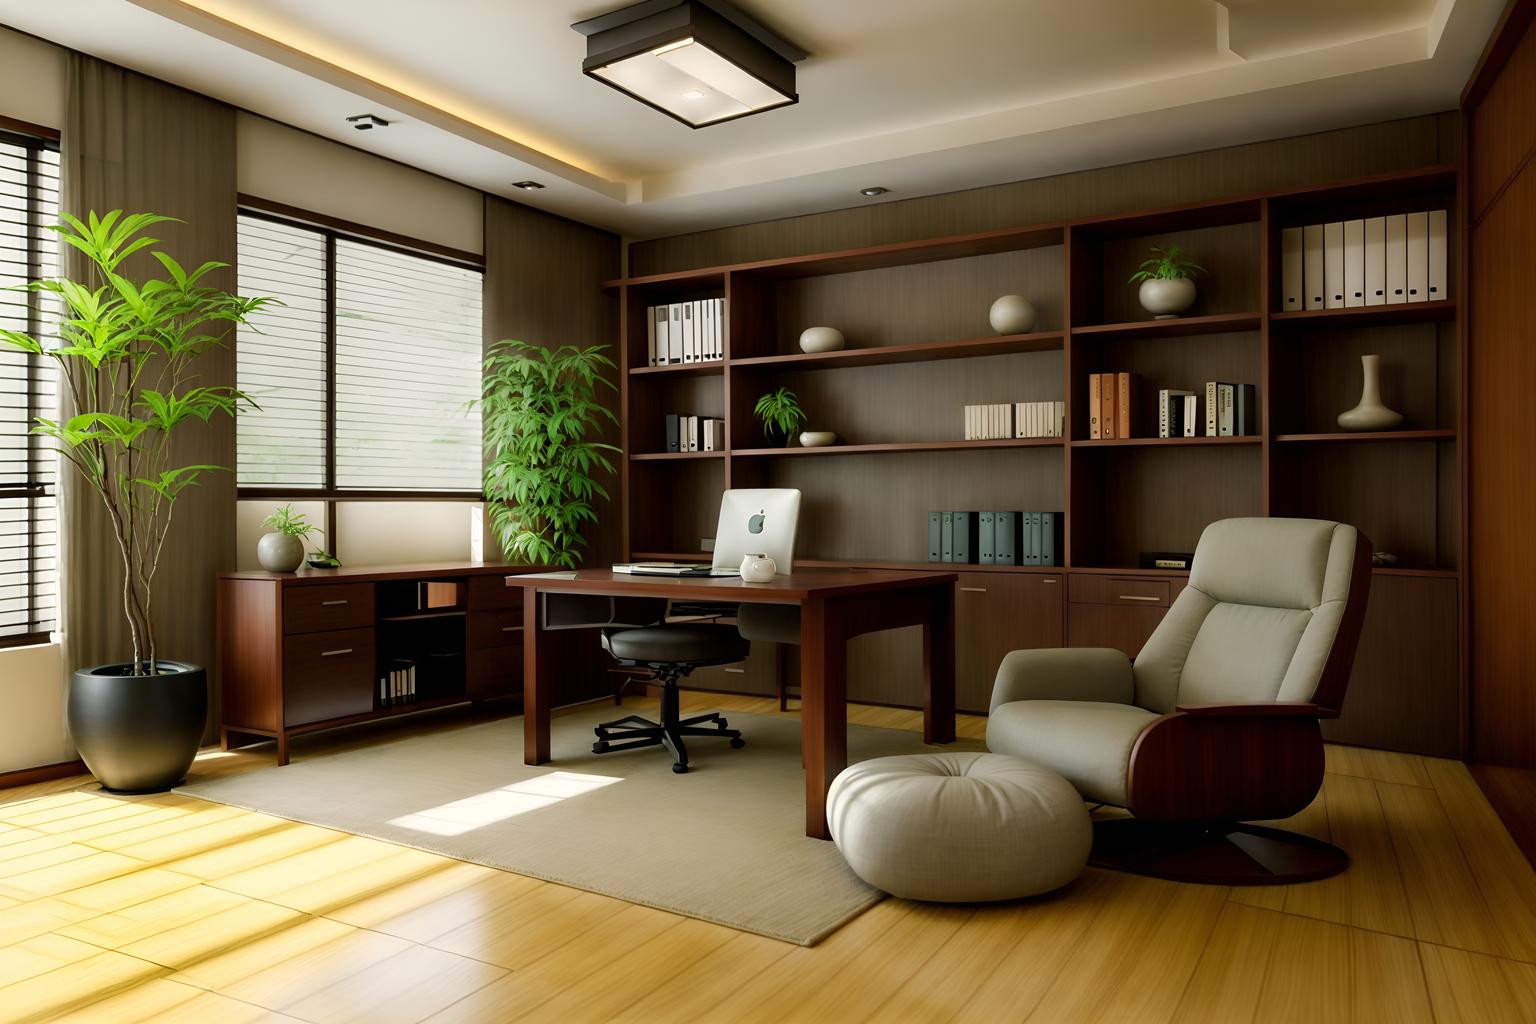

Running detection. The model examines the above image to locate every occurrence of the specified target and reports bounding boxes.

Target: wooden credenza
[217,563,539,764]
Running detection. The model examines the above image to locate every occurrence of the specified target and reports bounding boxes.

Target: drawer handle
[724,667,745,674]
[321,599,349,607]
[1118,594,1162,602]
[959,586,988,593]
[320,648,354,657]
[501,625,524,632]
[1042,578,1059,584]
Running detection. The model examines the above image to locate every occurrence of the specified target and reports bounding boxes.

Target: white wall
[0,26,66,130]
[335,502,480,567]
[0,642,71,772]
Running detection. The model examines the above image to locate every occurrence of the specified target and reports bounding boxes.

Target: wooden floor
[2,693,1535,1023]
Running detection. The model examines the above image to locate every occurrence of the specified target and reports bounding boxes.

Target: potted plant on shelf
[1129,243,1205,319]
[755,386,808,447]
[257,504,315,572]
[0,211,271,792]
[479,340,619,568]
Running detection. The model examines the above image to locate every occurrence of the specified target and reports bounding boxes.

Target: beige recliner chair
[987,517,1371,884]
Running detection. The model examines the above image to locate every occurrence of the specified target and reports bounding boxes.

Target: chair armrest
[990,647,1135,713]
[1174,701,1339,720]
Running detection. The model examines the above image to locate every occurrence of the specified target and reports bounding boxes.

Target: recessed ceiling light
[573,1,805,129]
[511,181,546,190]
[345,113,390,131]
[859,186,890,197]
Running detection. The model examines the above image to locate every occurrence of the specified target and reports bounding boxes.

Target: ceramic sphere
[988,295,1038,335]
[799,326,845,353]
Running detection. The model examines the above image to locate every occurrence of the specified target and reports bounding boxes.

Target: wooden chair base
[1089,817,1350,885]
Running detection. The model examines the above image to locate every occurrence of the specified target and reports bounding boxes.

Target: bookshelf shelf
[1071,435,1260,448]
[1071,312,1263,340]
[1372,566,1458,578]
[730,332,1064,370]
[378,611,466,623]
[732,438,1063,458]
[1273,429,1455,443]
[1269,300,1456,328]
[629,360,724,378]
[630,451,727,461]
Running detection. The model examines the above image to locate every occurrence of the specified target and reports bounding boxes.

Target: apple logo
[748,510,765,535]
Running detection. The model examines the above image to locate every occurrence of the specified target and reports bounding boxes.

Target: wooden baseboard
[0,759,88,791]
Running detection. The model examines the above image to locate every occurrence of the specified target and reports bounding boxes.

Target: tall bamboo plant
[479,340,619,568]
[0,211,271,674]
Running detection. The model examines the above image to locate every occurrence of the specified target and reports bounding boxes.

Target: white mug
[740,553,777,583]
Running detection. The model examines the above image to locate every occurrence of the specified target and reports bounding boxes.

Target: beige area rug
[176,705,981,945]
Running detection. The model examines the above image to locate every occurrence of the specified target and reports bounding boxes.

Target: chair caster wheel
[592,741,609,754]
[672,763,688,774]
[717,718,728,729]
[730,737,745,748]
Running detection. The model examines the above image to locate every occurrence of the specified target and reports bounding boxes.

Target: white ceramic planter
[1138,278,1197,319]
[1337,354,1403,431]
[799,326,845,353]
[257,532,305,572]
[988,295,1038,335]
[740,554,777,583]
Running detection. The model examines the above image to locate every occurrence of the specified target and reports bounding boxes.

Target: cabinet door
[283,627,376,726]
[469,644,523,701]
[1066,603,1168,658]
[955,571,1064,713]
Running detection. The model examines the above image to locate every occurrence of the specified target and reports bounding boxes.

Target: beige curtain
[59,53,237,731]
[481,195,622,567]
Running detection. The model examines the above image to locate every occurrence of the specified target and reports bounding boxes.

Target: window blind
[236,215,328,487]
[333,239,482,491]
[0,133,59,645]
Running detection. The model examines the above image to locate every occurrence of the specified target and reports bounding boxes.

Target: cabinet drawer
[469,608,525,649]
[1068,575,1171,608]
[283,584,374,634]
[469,645,523,701]
[283,627,375,726]
[1066,603,1167,659]
[468,574,525,611]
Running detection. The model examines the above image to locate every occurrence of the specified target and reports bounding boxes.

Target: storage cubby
[626,457,726,558]
[626,372,725,455]
[1069,330,1261,440]
[1269,321,1455,435]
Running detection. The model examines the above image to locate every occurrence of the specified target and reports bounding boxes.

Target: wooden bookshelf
[612,163,1462,754]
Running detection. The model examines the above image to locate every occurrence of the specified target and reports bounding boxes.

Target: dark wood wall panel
[771,247,1065,352]
[1469,13,1536,218]
[632,114,1456,276]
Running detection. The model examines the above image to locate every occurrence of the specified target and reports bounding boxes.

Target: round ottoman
[826,752,1090,902]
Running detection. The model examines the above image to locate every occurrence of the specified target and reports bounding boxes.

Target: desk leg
[524,592,551,765]
[924,582,957,745]
[801,596,847,840]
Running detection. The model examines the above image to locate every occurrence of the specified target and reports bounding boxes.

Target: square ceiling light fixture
[573,0,804,128]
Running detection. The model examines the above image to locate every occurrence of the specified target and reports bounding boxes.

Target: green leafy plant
[1127,243,1206,284]
[306,550,342,568]
[478,340,619,568]
[754,386,807,447]
[260,503,315,539]
[0,211,272,674]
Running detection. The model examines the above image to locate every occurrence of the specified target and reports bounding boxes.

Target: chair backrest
[1131,518,1371,714]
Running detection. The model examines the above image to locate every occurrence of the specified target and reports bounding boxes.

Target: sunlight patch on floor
[387,771,622,837]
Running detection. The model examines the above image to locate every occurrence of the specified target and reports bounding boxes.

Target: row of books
[647,299,725,365]
[1281,210,1447,311]
[927,511,1063,566]
[1087,373,1133,439]
[964,401,1066,440]
[1158,383,1258,437]
[665,413,726,452]
[381,660,417,706]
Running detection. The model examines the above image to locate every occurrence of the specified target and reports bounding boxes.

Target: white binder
[1343,219,1365,308]
[1323,222,1345,309]
[651,305,666,364]
[1281,227,1303,311]
[1364,217,1387,306]
[1385,214,1408,305]
[681,302,695,362]
[1303,224,1325,310]
[1406,211,1429,302]
[1428,210,1448,300]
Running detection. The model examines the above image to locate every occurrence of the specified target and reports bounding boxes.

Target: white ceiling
[0,0,1504,238]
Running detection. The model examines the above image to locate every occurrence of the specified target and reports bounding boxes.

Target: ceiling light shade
[574,1,802,129]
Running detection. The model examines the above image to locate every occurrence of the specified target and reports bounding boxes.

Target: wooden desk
[508,568,958,839]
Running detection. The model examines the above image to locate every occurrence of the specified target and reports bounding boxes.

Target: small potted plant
[755,386,808,447]
[1129,243,1205,319]
[257,504,315,572]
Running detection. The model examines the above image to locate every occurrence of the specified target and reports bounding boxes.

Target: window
[235,208,484,497]
[0,129,59,647]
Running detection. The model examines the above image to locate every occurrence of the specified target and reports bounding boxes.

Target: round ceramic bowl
[799,431,837,447]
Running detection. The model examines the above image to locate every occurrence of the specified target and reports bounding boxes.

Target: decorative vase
[1337,354,1402,431]
[1138,278,1197,319]
[69,661,207,792]
[988,295,1038,334]
[740,553,777,583]
[257,531,305,572]
[799,431,837,447]
[799,326,845,353]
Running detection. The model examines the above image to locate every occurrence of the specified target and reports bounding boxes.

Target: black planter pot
[68,661,207,793]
